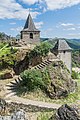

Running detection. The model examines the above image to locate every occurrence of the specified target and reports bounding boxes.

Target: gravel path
[5,96,61,109]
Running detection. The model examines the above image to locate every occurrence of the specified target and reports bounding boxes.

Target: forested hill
[66,39,80,50]
[41,38,80,50]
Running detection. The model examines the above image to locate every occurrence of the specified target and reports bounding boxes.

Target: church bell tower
[21,14,40,45]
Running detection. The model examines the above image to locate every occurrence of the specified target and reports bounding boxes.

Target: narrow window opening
[63,51,66,54]
[30,33,33,39]
[21,33,22,39]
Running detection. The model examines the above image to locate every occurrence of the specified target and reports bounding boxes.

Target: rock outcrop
[50,104,80,120]
[46,61,76,99]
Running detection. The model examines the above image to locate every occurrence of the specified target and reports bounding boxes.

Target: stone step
[32,60,53,70]
[38,65,45,69]
[40,63,46,66]
[38,64,45,68]
[15,79,19,84]
[36,66,42,69]
[10,81,17,85]
[45,60,51,64]
[42,62,48,66]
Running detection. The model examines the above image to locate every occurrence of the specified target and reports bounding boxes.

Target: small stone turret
[21,13,40,45]
[53,40,72,73]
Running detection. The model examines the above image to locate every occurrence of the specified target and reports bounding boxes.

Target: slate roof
[22,14,40,32]
[54,40,72,51]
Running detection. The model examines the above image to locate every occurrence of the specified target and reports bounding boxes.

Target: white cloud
[1,0,80,20]
[45,0,80,10]
[61,23,74,27]
[10,26,23,31]
[43,28,53,37]
[35,21,43,29]
[68,33,80,38]
[0,0,39,19]
[20,0,44,5]
[67,27,76,30]
[63,27,76,31]
[20,0,39,5]
[20,0,80,11]
[57,22,77,31]
[10,22,16,25]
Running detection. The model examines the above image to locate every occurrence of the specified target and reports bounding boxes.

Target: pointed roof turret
[23,14,40,32]
[54,39,72,51]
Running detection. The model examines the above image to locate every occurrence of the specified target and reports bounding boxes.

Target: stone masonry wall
[58,51,72,73]
[21,31,40,45]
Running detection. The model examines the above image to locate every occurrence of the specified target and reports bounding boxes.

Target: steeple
[21,13,40,45]
[23,14,40,32]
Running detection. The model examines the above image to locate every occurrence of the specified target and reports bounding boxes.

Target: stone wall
[58,51,72,73]
[21,31,40,45]
[0,99,53,120]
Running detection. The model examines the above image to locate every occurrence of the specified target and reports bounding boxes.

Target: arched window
[63,51,66,54]
[30,33,33,39]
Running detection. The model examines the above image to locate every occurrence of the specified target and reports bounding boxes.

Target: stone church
[21,14,40,45]
[20,13,72,73]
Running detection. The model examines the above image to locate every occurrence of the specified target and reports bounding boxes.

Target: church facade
[21,14,40,45]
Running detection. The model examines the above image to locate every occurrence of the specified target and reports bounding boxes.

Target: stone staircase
[4,60,53,98]
[5,59,60,98]
[33,59,52,70]
[4,76,22,98]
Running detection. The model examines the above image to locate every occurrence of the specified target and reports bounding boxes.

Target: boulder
[45,61,76,99]
[1,72,13,79]
[50,104,80,120]
[11,109,27,120]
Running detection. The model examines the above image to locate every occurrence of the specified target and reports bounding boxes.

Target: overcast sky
[0,0,80,38]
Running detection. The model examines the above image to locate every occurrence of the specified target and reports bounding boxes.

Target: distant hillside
[41,38,80,50]
[0,32,15,41]
[66,39,80,50]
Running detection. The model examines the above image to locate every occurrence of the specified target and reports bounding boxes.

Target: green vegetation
[22,77,80,105]
[72,50,80,67]
[20,68,50,92]
[14,60,80,105]
[13,61,75,102]
[0,43,18,69]
[61,77,80,104]
[0,41,52,72]
[29,42,53,59]
[37,111,54,120]
[0,42,7,49]
[71,70,79,79]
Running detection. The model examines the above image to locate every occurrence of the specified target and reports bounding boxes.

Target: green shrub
[71,70,79,79]
[0,42,7,49]
[0,44,18,69]
[20,69,51,91]
[29,42,52,59]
